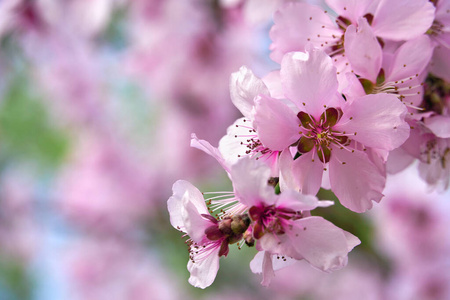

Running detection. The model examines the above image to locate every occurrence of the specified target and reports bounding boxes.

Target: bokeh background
[0,0,449,299]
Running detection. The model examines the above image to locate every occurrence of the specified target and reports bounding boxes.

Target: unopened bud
[218,218,233,235]
[231,214,250,234]
[244,227,255,247]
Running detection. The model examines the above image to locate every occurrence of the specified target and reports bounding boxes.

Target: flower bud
[231,214,250,235]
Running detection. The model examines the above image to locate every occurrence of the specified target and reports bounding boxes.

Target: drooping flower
[228,158,360,286]
[167,180,250,288]
[168,153,360,287]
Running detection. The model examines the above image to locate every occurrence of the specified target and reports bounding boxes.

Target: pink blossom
[218,66,281,174]
[388,118,450,190]
[168,180,250,288]
[269,2,343,63]
[418,136,450,191]
[269,0,435,85]
[429,0,450,48]
[253,47,409,212]
[344,21,433,110]
[190,66,283,176]
[229,158,360,286]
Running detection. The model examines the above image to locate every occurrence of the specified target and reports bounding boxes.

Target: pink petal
[191,133,230,174]
[288,216,360,271]
[218,118,254,166]
[254,95,300,151]
[258,232,298,258]
[230,158,276,207]
[418,159,449,191]
[386,35,433,83]
[344,18,382,83]
[250,251,274,286]
[270,2,340,63]
[372,0,435,41]
[281,48,339,119]
[249,251,268,274]
[386,147,415,174]
[342,230,362,252]
[277,189,333,212]
[168,180,190,232]
[230,66,269,119]
[430,46,450,82]
[321,168,332,190]
[400,121,426,158]
[424,115,450,138]
[278,149,298,192]
[325,0,379,24]
[329,147,385,212]
[340,73,367,101]
[335,93,410,151]
[168,180,209,233]
[435,1,450,48]
[436,0,450,25]
[187,247,221,289]
[250,251,297,286]
[262,70,283,99]
[182,190,213,243]
[291,151,324,196]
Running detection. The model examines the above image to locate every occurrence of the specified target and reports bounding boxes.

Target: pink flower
[426,0,450,48]
[168,180,250,288]
[218,66,281,174]
[168,155,360,287]
[427,0,450,82]
[344,20,434,111]
[253,47,410,212]
[387,120,450,191]
[269,0,435,82]
[229,158,360,286]
[418,135,450,191]
[190,66,283,176]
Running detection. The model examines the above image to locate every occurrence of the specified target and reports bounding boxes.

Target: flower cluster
[168,0,450,289]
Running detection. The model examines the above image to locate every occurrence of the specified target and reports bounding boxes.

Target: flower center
[234,119,276,161]
[427,20,445,37]
[296,107,349,163]
[248,204,302,239]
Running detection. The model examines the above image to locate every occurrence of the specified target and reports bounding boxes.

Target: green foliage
[0,256,32,300]
[0,75,69,170]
